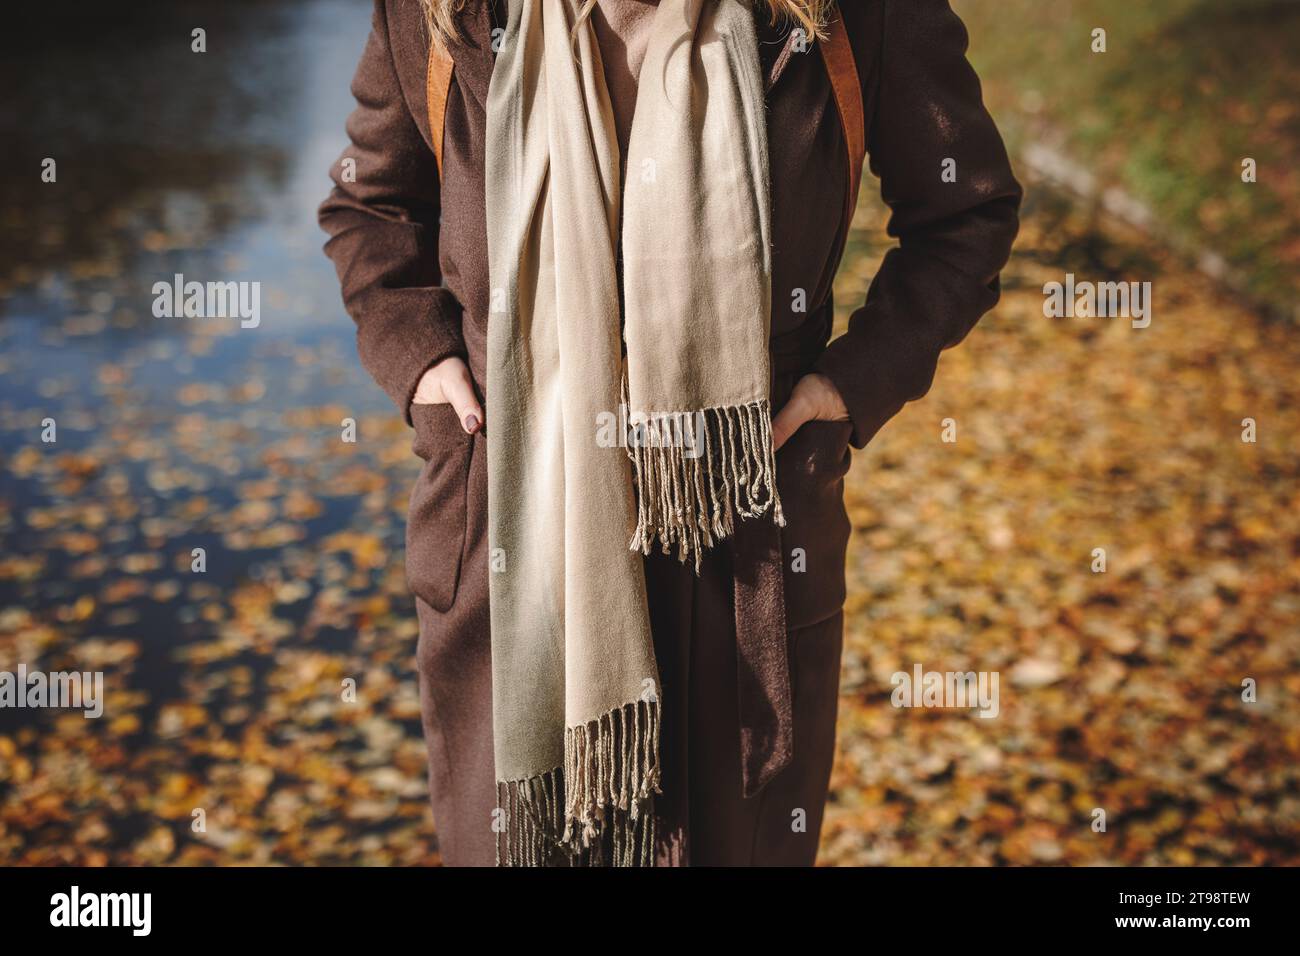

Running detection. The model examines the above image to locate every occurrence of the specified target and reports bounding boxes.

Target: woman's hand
[771,372,850,451]
[412,356,484,434]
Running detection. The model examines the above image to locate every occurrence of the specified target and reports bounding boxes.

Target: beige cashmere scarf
[485,0,781,866]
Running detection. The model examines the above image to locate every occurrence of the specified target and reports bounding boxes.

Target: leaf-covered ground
[2,179,1295,865]
[820,187,1300,866]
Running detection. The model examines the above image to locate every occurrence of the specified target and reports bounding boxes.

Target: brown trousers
[412,386,852,866]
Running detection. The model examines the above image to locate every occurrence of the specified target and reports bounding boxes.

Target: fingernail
[463,414,480,434]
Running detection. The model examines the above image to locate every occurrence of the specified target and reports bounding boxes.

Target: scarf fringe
[495,697,661,867]
[627,400,785,571]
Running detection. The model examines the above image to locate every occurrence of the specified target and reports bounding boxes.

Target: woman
[319,0,1020,866]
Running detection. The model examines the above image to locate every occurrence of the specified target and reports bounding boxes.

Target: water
[0,0,444,856]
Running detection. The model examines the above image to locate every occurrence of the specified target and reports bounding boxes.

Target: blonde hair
[421,0,833,50]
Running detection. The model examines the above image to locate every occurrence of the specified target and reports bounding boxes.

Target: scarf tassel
[627,400,785,572]
[495,697,661,867]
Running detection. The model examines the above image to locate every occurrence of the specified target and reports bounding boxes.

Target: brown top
[590,0,660,169]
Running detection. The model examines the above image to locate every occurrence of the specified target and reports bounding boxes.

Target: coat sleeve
[318,0,465,425]
[815,0,1022,449]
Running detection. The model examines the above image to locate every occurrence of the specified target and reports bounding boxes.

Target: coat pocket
[406,403,473,613]
[777,419,854,630]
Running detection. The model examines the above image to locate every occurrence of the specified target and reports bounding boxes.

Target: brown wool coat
[319,0,1021,865]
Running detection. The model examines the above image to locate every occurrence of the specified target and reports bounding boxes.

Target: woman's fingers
[441,363,484,434]
[771,389,813,452]
[771,373,851,452]
[411,357,484,434]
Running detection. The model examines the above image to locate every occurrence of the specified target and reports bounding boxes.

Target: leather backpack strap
[426,37,455,179]
[818,11,866,235]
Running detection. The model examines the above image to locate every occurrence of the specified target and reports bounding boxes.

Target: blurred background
[1,0,1297,865]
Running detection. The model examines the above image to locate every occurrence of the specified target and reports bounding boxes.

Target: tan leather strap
[818,12,865,235]
[426,38,455,180]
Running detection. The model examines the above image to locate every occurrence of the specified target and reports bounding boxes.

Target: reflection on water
[0,0,371,326]
[0,1,452,863]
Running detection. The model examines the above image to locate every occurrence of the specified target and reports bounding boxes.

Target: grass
[954,0,1300,317]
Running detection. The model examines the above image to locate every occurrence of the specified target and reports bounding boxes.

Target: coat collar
[446,0,497,110]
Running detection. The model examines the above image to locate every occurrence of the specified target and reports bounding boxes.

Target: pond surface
[0,1,450,864]
[0,0,397,685]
